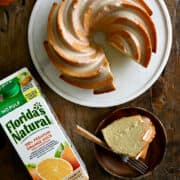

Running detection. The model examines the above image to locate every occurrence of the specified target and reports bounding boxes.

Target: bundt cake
[44,0,157,94]
[102,115,156,158]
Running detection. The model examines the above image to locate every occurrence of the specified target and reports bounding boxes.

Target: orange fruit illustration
[61,145,80,170]
[37,158,73,180]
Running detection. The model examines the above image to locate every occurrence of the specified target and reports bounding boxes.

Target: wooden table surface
[0,0,179,179]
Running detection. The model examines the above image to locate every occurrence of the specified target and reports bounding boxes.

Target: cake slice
[135,116,156,159]
[102,115,156,158]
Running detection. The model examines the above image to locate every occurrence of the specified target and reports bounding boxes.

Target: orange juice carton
[0,68,89,180]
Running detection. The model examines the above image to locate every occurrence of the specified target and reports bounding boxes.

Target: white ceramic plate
[28,0,172,108]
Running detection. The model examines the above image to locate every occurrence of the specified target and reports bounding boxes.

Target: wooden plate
[94,107,167,179]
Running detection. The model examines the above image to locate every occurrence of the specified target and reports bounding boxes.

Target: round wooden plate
[94,107,167,179]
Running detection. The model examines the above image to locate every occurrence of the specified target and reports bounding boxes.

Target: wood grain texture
[0,0,179,179]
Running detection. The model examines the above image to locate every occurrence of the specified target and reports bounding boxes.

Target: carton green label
[0,78,26,117]
[0,71,40,117]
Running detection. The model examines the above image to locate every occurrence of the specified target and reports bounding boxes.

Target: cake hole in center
[91,31,107,47]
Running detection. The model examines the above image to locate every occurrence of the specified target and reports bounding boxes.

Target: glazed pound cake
[44,0,157,94]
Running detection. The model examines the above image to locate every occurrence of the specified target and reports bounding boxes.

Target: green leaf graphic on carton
[34,102,42,110]
[0,78,26,117]
[54,143,64,158]
[26,163,40,180]
[18,72,29,81]
[26,163,36,169]
[59,142,80,170]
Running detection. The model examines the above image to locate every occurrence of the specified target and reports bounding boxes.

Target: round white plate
[28,0,172,108]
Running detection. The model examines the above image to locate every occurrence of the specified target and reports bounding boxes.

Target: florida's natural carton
[0,68,89,180]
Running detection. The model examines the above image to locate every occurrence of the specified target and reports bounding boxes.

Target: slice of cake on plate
[102,115,156,159]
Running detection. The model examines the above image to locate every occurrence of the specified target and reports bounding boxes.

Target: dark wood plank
[0,0,179,179]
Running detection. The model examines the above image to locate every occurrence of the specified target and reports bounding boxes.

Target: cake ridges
[45,0,157,94]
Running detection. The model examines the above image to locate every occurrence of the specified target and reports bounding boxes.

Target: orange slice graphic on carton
[36,158,73,180]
